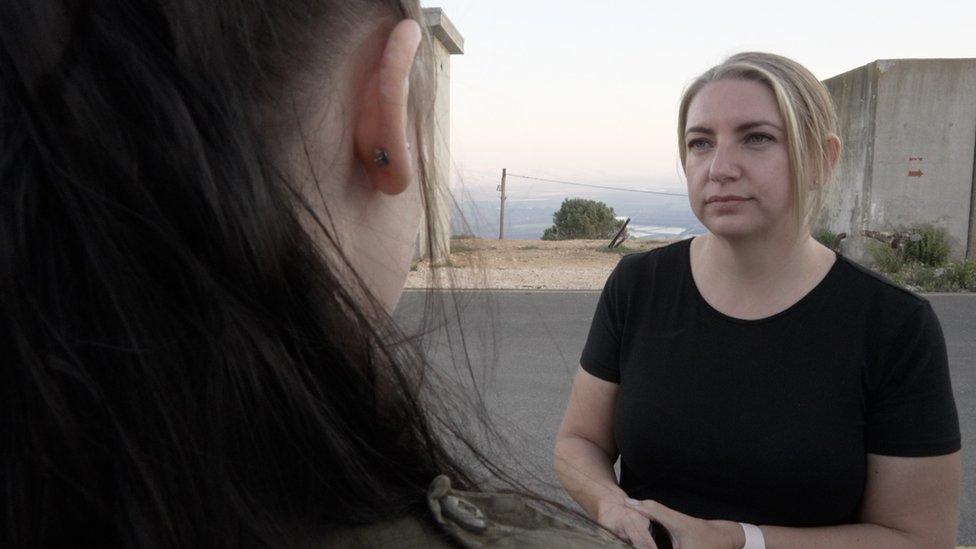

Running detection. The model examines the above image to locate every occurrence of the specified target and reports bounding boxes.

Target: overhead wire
[504,173,687,197]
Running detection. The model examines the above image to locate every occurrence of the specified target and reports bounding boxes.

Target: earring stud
[374,149,390,168]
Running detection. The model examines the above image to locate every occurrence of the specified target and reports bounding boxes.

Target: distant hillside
[452,190,705,240]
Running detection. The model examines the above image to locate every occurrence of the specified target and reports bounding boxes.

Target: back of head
[677,52,841,233]
[0,1,465,545]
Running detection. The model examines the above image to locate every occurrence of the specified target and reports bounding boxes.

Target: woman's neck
[690,230,835,320]
[696,229,819,285]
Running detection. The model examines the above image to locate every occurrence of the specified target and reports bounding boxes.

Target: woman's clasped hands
[599,494,746,549]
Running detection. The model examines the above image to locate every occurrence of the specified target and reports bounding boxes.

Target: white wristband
[739,522,765,549]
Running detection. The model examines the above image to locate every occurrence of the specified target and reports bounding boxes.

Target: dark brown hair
[0,1,472,545]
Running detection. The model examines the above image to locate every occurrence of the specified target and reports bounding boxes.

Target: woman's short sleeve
[579,262,626,383]
[865,301,961,457]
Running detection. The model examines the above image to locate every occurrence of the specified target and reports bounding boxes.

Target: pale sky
[428,0,976,200]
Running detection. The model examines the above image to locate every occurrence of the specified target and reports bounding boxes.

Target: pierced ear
[354,19,422,196]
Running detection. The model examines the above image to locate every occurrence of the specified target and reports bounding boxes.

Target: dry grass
[406,238,671,290]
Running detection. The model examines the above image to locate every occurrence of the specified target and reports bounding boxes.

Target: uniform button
[441,495,487,533]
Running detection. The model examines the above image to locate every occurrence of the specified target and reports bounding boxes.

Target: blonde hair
[677,52,840,234]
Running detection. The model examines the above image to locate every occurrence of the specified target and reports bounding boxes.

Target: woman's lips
[706,195,751,204]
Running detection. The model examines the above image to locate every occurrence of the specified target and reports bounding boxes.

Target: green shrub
[888,260,976,292]
[902,225,951,267]
[541,198,626,241]
[944,260,976,291]
[868,225,965,291]
[889,262,941,291]
[813,228,838,249]
[869,242,904,274]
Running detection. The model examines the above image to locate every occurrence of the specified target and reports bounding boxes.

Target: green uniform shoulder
[317,476,627,548]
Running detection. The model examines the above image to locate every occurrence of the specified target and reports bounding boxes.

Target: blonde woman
[554,52,961,549]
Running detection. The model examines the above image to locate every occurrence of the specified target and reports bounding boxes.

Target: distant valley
[452,189,706,241]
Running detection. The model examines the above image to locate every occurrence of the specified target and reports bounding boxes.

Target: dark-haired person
[1,2,627,546]
[554,52,962,549]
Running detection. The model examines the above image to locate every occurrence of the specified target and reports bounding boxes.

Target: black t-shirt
[580,238,960,527]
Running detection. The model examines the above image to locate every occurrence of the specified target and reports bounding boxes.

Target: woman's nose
[708,144,741,183]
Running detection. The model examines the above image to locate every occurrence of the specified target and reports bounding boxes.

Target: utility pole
[497,168,507,240]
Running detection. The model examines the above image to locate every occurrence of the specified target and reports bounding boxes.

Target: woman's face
[683,79,794,241]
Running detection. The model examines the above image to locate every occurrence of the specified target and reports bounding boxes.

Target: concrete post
[969,129,976,260]
[417,8,463,265]
[498,169,506,240]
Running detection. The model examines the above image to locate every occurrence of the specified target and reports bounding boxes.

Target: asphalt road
[395,290,976,545]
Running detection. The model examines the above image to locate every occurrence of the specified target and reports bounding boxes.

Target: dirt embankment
[405,238,670,290]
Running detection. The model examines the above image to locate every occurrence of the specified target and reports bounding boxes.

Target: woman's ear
[354,19,422,196]
[825,133,842,171]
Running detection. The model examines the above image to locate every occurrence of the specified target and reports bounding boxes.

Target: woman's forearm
[760,522,933,549]
[553,434,627,519]
[708,520,926,549]
[754,452,961,549]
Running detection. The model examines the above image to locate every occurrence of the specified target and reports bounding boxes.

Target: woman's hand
[624,498,743,549]
[596,496,658,548]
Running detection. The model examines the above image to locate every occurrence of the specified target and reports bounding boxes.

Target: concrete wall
[821,59,976,260]
[821,63,879,237]
[419,8,463,264]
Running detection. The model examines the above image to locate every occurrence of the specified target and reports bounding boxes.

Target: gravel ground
[406,237,669,290]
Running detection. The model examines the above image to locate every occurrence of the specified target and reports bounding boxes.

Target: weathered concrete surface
[418,8,464,263]
[822,59,976,260]
[821,62,877,236]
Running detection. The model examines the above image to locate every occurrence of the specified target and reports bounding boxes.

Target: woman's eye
[745,133,774,145]
[687,139,710,150]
